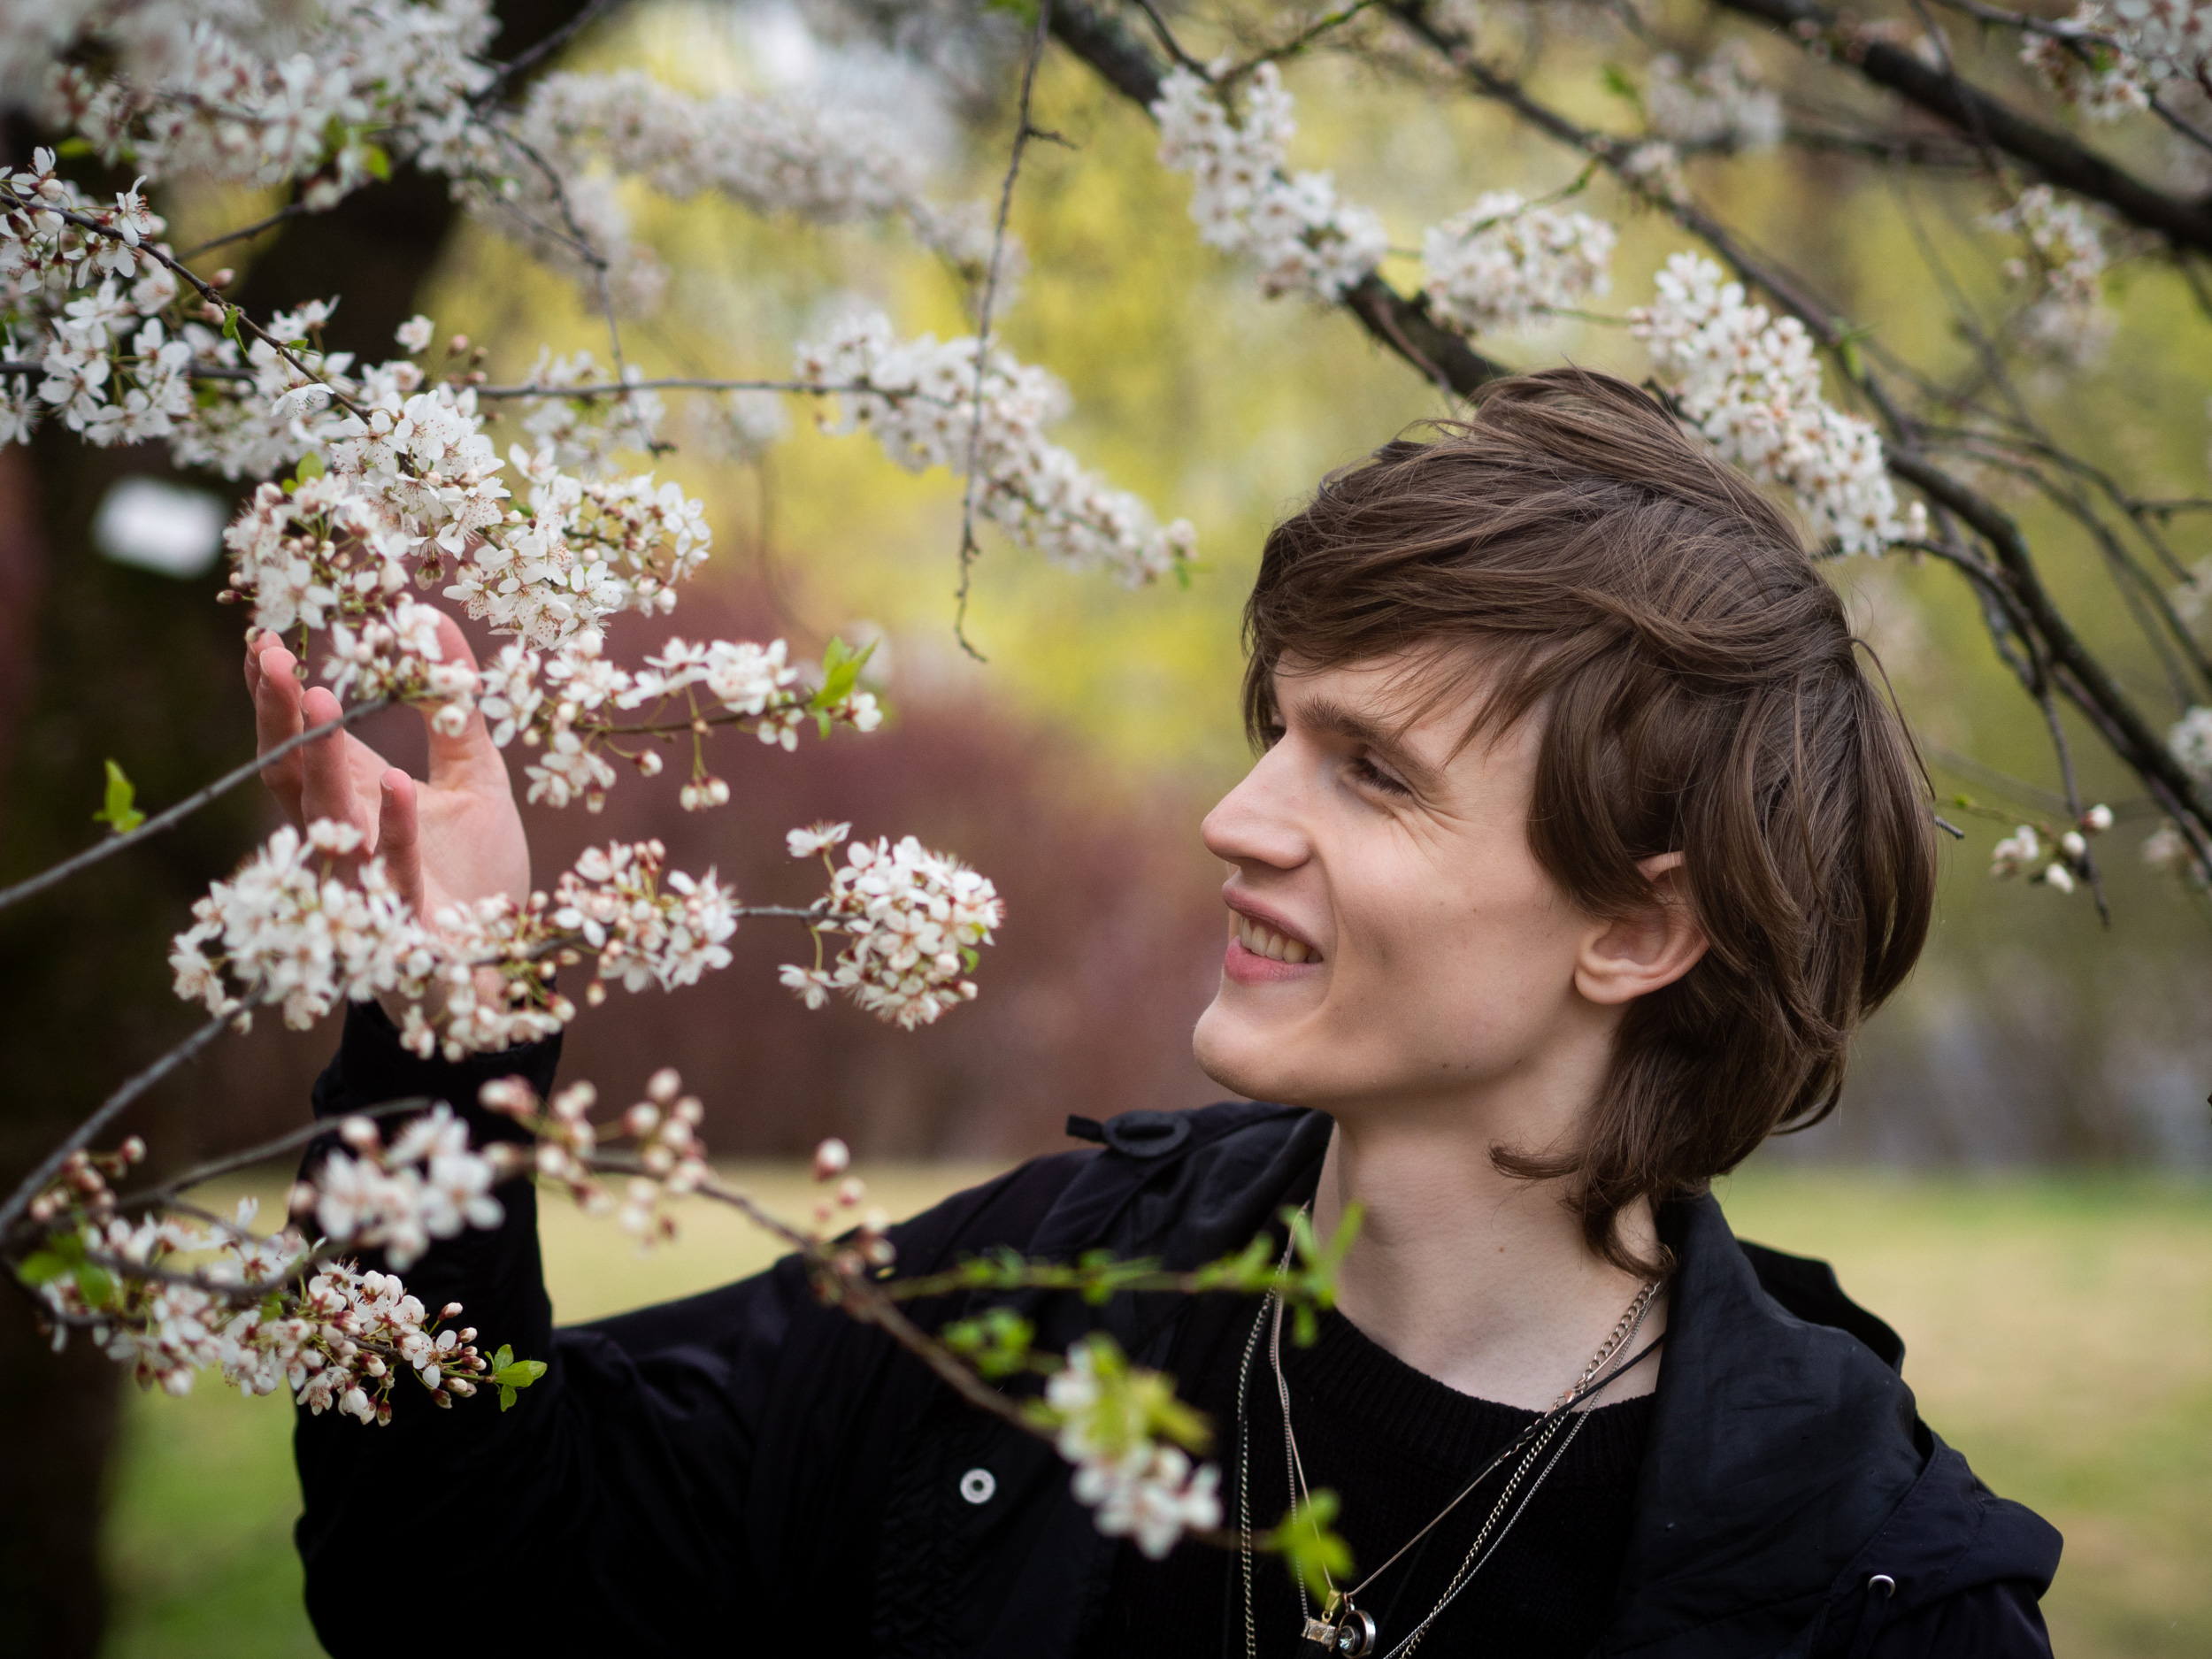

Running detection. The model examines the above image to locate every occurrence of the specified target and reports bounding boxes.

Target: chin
[1192,999,1299,1104]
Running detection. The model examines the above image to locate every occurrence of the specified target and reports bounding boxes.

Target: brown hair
[1244,367,1937,1272]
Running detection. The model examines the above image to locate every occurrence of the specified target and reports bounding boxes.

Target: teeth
[1236,913,1317,964]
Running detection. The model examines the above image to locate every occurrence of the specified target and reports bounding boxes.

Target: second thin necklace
[1236,1209,1663,1659]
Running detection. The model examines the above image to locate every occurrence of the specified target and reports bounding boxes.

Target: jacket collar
[1598,1194,1927,1655]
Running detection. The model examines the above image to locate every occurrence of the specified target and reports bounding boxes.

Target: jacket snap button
[958,1467,996,1505]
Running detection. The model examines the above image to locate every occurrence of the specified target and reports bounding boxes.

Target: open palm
[244,611,530,932]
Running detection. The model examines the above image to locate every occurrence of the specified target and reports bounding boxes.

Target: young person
[252,369,2060,1658]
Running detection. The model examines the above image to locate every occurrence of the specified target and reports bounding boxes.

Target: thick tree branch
[1712,0,2212,252]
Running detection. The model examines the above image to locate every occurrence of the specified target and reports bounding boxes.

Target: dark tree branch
[1711,0,2212,252]
[1045,0,1512,390]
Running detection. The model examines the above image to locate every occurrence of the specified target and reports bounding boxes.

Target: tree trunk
[0,8,588,1651]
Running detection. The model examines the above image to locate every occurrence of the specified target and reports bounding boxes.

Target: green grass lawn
[100,1165,2212,1658]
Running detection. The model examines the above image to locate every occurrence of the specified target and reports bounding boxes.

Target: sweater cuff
[310,1000,565,1143]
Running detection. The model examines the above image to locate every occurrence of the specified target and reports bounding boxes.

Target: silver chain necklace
[1235,1211,1662,1659]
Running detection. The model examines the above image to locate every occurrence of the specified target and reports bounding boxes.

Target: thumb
[419,610,500,787]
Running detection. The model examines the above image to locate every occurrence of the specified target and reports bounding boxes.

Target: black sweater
[293,1006,2062,1659]
[1087,1296,1655,1659]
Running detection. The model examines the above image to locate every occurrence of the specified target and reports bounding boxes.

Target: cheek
[1339,852,1580,1031]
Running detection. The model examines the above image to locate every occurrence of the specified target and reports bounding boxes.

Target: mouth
[1222,900,1323,985]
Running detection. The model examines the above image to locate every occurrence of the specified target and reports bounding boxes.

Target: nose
[1202,740,1312,874]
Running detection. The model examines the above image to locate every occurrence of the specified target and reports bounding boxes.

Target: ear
[1573,852,1709,1008]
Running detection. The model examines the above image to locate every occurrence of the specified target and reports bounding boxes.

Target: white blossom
[782,831,1004,1029]
[1631,253,1924,556]
[2170,703,2212,781]
[796,311,1195,586]
[1044,1337,1223,1559]
[1645,45,1785,151]
[1421,191,1615,335]
[1152,65,1387,303]
[2021,4,2154,118]
[1985,186,2113,364]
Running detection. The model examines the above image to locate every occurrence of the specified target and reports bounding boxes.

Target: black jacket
[295,1007,2061,1658]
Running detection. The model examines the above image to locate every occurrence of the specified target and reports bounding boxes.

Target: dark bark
[1711,0,2212,253]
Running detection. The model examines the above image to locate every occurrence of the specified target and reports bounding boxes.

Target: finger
[419,611,501,788]
[298,686,366,849]
[250,637,308,825]
[376,768,426,919]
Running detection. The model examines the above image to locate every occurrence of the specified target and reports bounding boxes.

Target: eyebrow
[1285,694,1448,792]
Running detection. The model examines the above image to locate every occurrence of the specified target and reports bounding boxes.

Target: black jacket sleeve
[1871,1581,2055,1658]
[291,1002,1100,1656]
[291,1002,812,1653]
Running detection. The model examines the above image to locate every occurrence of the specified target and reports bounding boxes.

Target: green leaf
[361,143,391,182]
[490,1343,515,1370]
[960,946,980,972]
[221,306,242,345]
[16,1250,70,1286]
[93,759,145,835]
[1601,62,1642,108]
[498,1384,518,1411]
[76,1263,117,1309]
[1278,1492,1354,1598]
[54,137,95,157]
[492,1357,547,1387]
[295,450,326,482]
[808,636,877,712]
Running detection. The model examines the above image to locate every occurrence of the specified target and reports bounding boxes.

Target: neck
[1309,1099,1665,1411]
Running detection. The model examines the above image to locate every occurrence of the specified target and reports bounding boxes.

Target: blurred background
[1,1,2208,1655]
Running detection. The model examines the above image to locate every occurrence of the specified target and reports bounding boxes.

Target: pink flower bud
[625,1102,660,1138]
[441,1302,464,1320]
[813,1138,851,1181]
[339,1117,380,1151]
[837,1175,866,1208]
[647,1068,681,1103]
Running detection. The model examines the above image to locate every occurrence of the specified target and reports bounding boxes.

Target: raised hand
[244,612,530,937]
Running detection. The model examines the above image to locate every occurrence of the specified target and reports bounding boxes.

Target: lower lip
[1223,935,1323,986]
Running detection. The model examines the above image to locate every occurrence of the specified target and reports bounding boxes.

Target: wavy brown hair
[1243,368,1937,1273]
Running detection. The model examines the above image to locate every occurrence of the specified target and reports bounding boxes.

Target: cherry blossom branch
[1045,0,1510,392]
[1706,0,2212,252]
[0,186,371,422]
[0,1016,228,1240]
[956,0,1057,657]
[0,699,389,916]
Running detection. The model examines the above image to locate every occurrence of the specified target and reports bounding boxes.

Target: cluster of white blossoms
[31,0,495,211]
[2170,703,2212,782]
[517,348,668,476]
[1644,45,1786,152]
[294,1107,512,1271]
[1989,804,2110,894]
[27,1179,502,1425]
[480,1068,712,1246]
[2020,4,2154,119]
[1632,254,1925,556]
[173,819,997,1055]
[796,311,1196,586]
[1421,191,1617,335]
[496,69,999,315]
[1152,65,1388,303]
[779,823,1006,1030]
[1985,186,2113,364]
[477,629,879,814]
[169,820,442,1032]
[1044,1335,1223,1559]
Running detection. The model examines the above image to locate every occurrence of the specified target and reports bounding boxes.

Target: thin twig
[180,200,313,259]
[0,1017,230,1239]
[953,0,1055,661]
[478,0,632,102]
[0,698,389,915]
